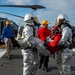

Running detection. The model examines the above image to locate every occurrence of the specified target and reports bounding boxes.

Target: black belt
[60,45,72,50]
[24,47,37,52]
[25,47,32,49]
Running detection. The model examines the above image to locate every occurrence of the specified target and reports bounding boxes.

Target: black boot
[45,67,49,72]
[39,64,42,69]
[42,66,45,70]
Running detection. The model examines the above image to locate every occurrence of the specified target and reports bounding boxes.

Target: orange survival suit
[46,25,62,55]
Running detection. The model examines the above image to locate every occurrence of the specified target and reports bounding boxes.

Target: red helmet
[51,25,60,34]
[52,25,57,30]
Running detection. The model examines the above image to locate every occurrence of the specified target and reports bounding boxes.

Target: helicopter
[0,4,75,48]
[0,4,46,42]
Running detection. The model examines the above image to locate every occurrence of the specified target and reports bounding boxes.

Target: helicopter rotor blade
[0,11,24,19]
[0,5,46,10]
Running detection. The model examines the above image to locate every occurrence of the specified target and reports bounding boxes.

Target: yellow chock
[0,45,6,48]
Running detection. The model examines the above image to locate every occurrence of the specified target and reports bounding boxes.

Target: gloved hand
[46,36,53,42]
[44,40,48,46]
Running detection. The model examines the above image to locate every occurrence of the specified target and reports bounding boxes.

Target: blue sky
[0,0,75,27]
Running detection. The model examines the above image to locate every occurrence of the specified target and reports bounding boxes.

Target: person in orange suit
[45,25,62,55]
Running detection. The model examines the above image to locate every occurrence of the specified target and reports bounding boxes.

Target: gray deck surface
[0,48,75,75]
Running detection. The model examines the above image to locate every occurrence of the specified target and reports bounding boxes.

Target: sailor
[38,20,51,71]
[46,25,62,55]
[18,13,50,75]
[54,14,72,75]
[1,21,14,59]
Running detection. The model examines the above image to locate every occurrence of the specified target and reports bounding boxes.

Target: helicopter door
[0,21,4,36]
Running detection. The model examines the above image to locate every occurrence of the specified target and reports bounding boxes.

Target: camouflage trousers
[55,48,72,75]
[21,49,40,75]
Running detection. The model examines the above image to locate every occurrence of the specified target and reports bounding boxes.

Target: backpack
[71,26,75,47]
[61,23,75,48]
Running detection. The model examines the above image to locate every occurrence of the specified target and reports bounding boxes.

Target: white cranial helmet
[24,13,39,23]
[24,13,40,27]
[57,14,69,23]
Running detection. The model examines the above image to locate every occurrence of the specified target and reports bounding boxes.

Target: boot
[45,67,49,72]
[39,64,42,69]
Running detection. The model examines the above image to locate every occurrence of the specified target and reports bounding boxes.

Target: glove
[44,40,48,46]
[46,36,53,42]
